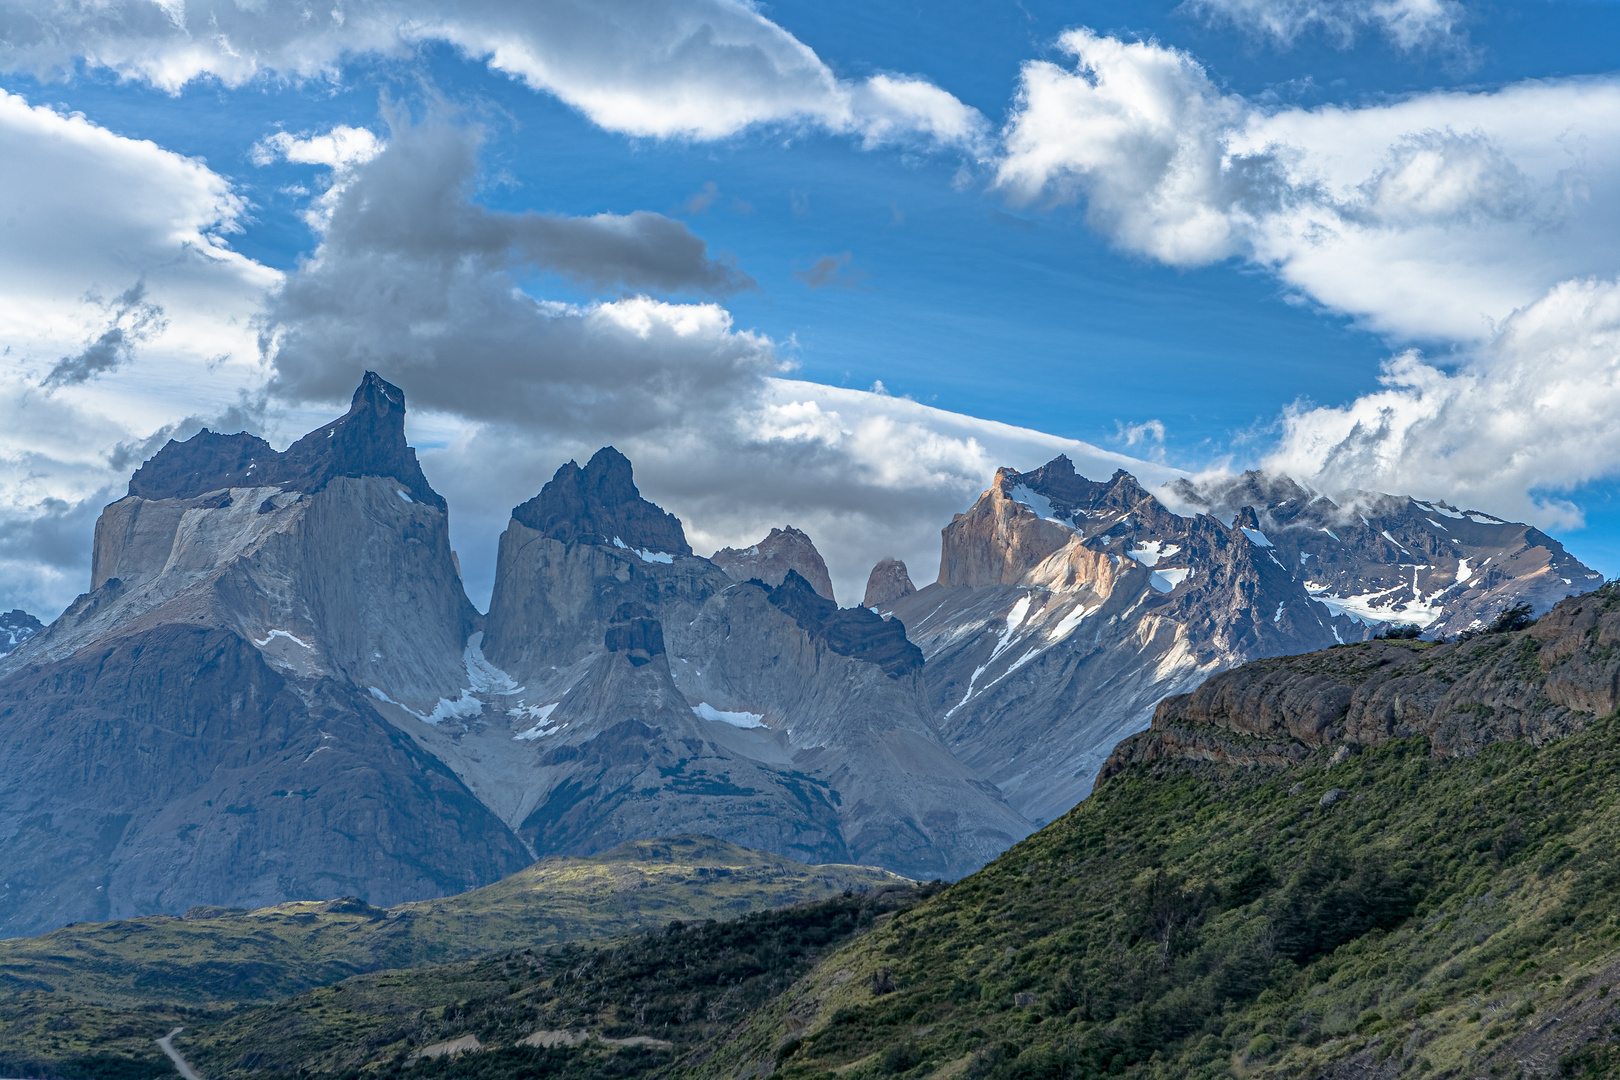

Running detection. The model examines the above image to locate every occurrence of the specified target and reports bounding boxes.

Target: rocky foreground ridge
[1101,582,1620,780]
[874,458,1598,824]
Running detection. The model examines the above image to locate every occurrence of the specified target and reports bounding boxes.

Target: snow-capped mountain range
[0,375,1595,933]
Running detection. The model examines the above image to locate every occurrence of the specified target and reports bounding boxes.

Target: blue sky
[1,0,1619,612]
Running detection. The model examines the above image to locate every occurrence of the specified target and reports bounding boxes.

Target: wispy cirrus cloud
[1186,0,1469,53]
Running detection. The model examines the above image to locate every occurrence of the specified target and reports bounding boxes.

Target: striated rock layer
[456,463,1029,880]
[874,456,1599,826]
[1099,582,1620,781]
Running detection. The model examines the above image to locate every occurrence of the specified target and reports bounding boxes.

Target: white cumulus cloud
[0,0,988,149]
[997,29,1620,342]
[1268,278,1620,528]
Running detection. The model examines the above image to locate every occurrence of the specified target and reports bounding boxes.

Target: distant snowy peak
[510,446,692,556]
[711,525,836,603]
[994,460,1600,636]
[0,610,42,658]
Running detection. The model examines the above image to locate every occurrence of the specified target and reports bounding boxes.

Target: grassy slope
[688,679,1620,1077]
[0,836,903,1009]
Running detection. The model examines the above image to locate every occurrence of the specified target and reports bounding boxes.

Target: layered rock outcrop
[876,455,1599,825]
[462,464,1031,879]
[711,526,836,602]
[1099,583,1620,781]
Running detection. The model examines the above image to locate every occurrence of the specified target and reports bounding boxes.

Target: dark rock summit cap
[0,609,43,659]
[511,447,692,556]
[126,372,445,509]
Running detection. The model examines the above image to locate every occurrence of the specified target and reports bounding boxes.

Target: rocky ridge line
[1100,582,1620,782]
[510,446,691,556]
[128,372,444,509]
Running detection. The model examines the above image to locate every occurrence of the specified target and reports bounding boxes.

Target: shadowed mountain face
[873,455,1599,826]
[0,373,525,937]
[128,373,445,510]
[462,478,1030,880]
[511,447,690,555]
[0,390,1591,933]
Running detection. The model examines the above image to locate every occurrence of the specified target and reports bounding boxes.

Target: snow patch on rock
[692,702,765,728]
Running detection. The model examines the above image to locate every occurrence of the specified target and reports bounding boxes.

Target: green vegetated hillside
[0,836,903,1079]
[691,588,1620,1080]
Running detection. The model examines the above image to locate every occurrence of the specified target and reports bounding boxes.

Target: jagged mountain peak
[125,371,445,509]
[511,446,692,556]
[863,557,916,608]
[711,525,836,603]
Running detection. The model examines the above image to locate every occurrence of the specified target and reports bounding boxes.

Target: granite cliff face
[0,421,1030,936]
[3,389,1597,931]
[428,453,1030,879]
[1099,582,1620,780]
[711,526,836,602]
[874,456,1600,825]
[0,375,530,937]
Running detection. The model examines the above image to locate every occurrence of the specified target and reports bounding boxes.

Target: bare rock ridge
[0,609,40,658]
[0,371,1593,933]
[128,371,445,510]
[510,446,691,556]
[876,453,1599,826]
[0,370,1027,938]
[862,557,916,608]
[470,459,1029,880]
[1099,583,1620,781]
[711,526,836,602]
